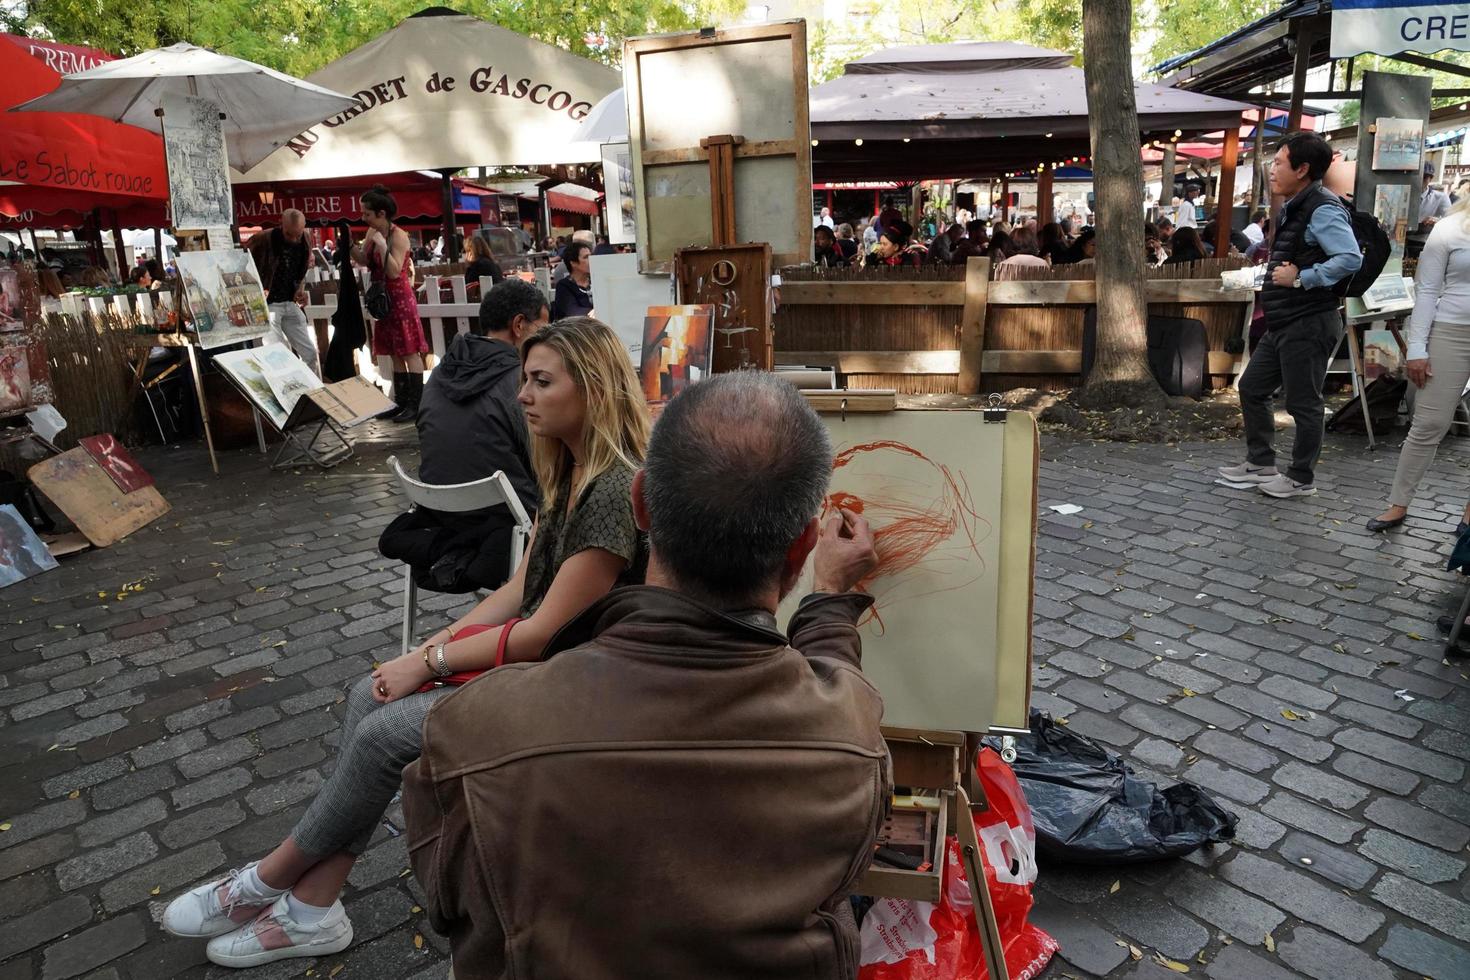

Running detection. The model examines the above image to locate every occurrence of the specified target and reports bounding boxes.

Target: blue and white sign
[1332,0,1470,58]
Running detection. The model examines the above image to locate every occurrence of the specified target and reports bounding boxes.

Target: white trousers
[268,302,320,378]
[1389,320,1470,507]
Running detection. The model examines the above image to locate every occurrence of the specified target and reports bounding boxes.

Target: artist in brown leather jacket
[403,371,890,979]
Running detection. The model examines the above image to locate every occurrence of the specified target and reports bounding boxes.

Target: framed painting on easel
[623,21,812,274]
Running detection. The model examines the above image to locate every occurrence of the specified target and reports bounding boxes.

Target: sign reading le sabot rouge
[236,12,620,182]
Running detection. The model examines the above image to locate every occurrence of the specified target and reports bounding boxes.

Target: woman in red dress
[362,185,429,421]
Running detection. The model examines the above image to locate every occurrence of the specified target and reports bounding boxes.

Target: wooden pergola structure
[809,42,1253,255]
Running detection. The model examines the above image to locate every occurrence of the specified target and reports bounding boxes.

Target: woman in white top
[1368,196,1470,532]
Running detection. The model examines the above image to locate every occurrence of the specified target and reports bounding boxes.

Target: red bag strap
[494,617,524,668]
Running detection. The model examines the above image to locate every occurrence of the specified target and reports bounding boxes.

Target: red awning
[547,189,600,216]
[0,184,166,228]
[0,35,167,202]
[234,171,485,225]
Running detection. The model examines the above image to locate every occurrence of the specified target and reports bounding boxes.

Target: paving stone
[1062,709,1141,747]
[206,705,281,740]
[1181,760,1269,805]
[159,800,246,850]
[280,686,343,715]
[1277,925,1396,980]
[1217,852,1383,942]
[252,740,327,780]
[40,911,146,979]
[0,797,86,849]
[1277,832,1377,889]
[342,886,413,944]
[40,757,131,800]
[1094,881,1211,960]
[1425,727,1470,760]
[0,832,75,880]
[169,766,252,811]
[1231,808,1286,850]
[1333,698,1423,739]
[10,689,86,721]
[1242,721,1332,763]
[1203,943,1300,980]
[1103,672,1179,704]
[162,699,231,733]
[1162,867,1284,943]
[1191,730,1277,774]
[99,841,225,914]
[0,894,93,961]
[244,769,324,816]
[0,873,53,922]
[1129,738,1183,771]
[55,714,128,747]
[255,710,337,751]
[55,831,158,890]
[1330,751,1420,796]
[1333,730,1465,781]
[1377,923,1470,980]
[1259,793,1364,845]
[1119,703,1202,741]
[175,737,258,779]
[1172,695,1250,731]
[129,728,208,770]
[90,765,176,812]
[1146,660,1223,694]
[1359,828,1466,884]
[1054,679,1121,713]
[1371,872,1470,942]
[1363,796,1470,851]
[1257,674,1336,711]
[76,797,168,848]
[347,836,410,890]
[1028,899,1129,976]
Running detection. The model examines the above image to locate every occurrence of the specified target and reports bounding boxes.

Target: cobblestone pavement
[0,424,1467,980]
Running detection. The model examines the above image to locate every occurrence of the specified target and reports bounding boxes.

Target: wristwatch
[433,642,452,677]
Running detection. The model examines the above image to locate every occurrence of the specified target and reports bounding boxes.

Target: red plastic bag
[859,748,1058,980]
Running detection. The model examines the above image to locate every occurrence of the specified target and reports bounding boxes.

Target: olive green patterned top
[519,463,646,619]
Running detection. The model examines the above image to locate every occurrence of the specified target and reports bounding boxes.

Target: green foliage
[3,0,744,76]
[1143,0,1270,71]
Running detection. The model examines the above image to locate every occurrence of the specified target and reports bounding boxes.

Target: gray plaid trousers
[291,675,453,857]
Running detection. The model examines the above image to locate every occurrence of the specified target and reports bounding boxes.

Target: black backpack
[1335,205,1391,299]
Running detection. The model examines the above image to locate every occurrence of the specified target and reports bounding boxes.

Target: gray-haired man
[404,373,890,979]
[247,208,319,376]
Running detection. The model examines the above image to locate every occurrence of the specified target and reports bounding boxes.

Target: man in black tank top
[1218,133,1362,499]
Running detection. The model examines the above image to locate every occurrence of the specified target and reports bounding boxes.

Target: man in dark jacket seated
[378,279,548,591]
[403,373,889,979]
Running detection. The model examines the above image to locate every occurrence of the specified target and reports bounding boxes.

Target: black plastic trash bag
[988,710,1237,864]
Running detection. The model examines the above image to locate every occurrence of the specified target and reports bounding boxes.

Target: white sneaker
[1258,473,1316,498]
[1217,462,1279,483]
[161,864,282,939]
[206,894,353,968]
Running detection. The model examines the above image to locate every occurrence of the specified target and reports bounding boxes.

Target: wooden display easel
[863,728,1010,980]
[674,244,773,373]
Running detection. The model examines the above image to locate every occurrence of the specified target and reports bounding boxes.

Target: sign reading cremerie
[1331,0,1470,58]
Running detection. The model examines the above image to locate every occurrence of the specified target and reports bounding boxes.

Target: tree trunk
[1077,0,1165,410]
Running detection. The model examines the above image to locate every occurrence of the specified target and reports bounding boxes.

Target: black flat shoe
[1366,515,1406,532]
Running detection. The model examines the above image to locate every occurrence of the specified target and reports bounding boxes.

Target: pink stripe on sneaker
[228,901,266,923]
[254,917,295,951]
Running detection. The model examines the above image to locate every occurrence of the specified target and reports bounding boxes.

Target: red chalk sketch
[825,440,991,631]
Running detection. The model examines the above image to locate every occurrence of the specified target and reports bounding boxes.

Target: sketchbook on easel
[777,409,1037,733]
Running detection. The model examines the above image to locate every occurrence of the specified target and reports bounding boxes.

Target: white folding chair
[387,455,534,657]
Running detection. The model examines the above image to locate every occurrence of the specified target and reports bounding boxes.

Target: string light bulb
[811,139,819,146]
[854,138,863,146]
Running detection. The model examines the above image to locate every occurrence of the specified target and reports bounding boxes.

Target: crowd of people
[811,196,1266,276]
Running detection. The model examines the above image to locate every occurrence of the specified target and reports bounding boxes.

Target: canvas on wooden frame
[776,409,1038,733]
[639,304,713,403]
[0,503,58,588]
[176,249,271,350]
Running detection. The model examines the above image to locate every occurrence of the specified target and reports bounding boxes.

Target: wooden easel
[863,727,1010,980]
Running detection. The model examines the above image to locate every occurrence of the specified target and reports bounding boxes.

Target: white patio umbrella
[9,43,357,172]
[124,229,177,249]
[573,88,628,144]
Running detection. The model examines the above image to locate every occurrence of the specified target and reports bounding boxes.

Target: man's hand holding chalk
[814,507,879,594]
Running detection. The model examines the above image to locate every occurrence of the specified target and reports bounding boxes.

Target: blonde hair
[522,316,650,512]
[1450,193,1470,233]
